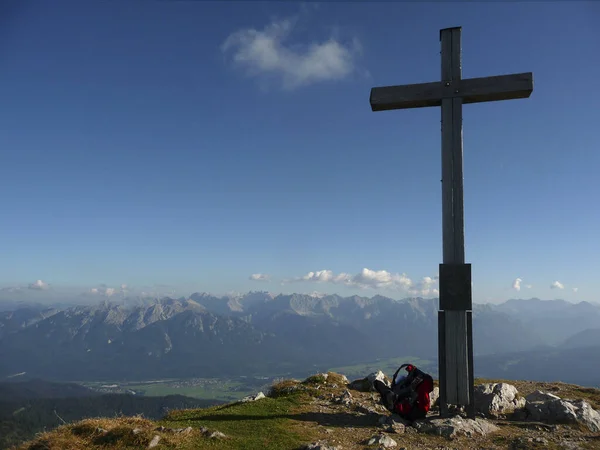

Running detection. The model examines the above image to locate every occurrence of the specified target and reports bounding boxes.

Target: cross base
[438,308,475,419]
[438,263,474,418]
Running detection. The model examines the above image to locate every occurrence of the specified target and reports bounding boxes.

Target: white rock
[349,371,388,392]
[367,433,397,447]
[474,383,525,417]
[368,371,388,386]
[241,391,266,402]
[147,435,161,449]
[414,416,499,439]
[525,390,561,403]
[430,387,440,408]
[572,400,600,432]
[526,398,600,432]
[209,431,227,439]
[388,420,406,434]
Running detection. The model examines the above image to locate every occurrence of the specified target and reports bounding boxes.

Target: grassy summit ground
[15,373,600,450]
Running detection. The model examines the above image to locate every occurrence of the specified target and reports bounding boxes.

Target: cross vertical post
[439,26,473,419]
[369,26,533,418]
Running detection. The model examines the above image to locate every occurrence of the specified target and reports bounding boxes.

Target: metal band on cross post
[369,27,533,418]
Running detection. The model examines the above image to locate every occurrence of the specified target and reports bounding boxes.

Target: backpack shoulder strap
[392,363,412,387]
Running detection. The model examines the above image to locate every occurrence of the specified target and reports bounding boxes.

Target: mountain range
[0,292,599,386]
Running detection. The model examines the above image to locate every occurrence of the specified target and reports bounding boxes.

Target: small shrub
[302,374,327,385]
[269,379,302,398]
[324,372,349,386]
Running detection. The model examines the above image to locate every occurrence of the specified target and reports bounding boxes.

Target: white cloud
[573,287,579,293]
[525,284,533,289]
[286,268,437,296]
[408,276,439,297]
[301,270,353,284]
[551,281,565,290]
[89,285,118,297]
[352,268,412,290]
[250,273,270,282]
[28,280,49,290]
[221,16,361,89]
[512,278,522,291]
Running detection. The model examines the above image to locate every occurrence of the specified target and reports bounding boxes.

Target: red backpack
[390,364,434,420]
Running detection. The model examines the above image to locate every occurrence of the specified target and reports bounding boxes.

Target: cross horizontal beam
[370,72,533,112]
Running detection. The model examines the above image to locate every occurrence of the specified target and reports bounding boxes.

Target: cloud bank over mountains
[0,270,585,306]
[280,268,438,297]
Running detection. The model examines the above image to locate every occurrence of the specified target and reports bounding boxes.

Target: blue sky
[0,1,598,304]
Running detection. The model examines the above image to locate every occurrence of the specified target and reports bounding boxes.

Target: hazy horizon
[0,284,593,307]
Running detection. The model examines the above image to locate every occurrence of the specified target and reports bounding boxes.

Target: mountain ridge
[1,292,598,385]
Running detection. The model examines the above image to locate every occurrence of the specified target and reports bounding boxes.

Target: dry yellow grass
[14,415,201,450]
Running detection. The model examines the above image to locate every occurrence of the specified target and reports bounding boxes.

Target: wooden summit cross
[369,27,533,418]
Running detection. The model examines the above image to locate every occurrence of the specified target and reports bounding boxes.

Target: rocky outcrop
[525,394,600,432]
[525,390,561,403]
[474,383,525,417]
[349,371,388,392]
[414,416,500,438]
